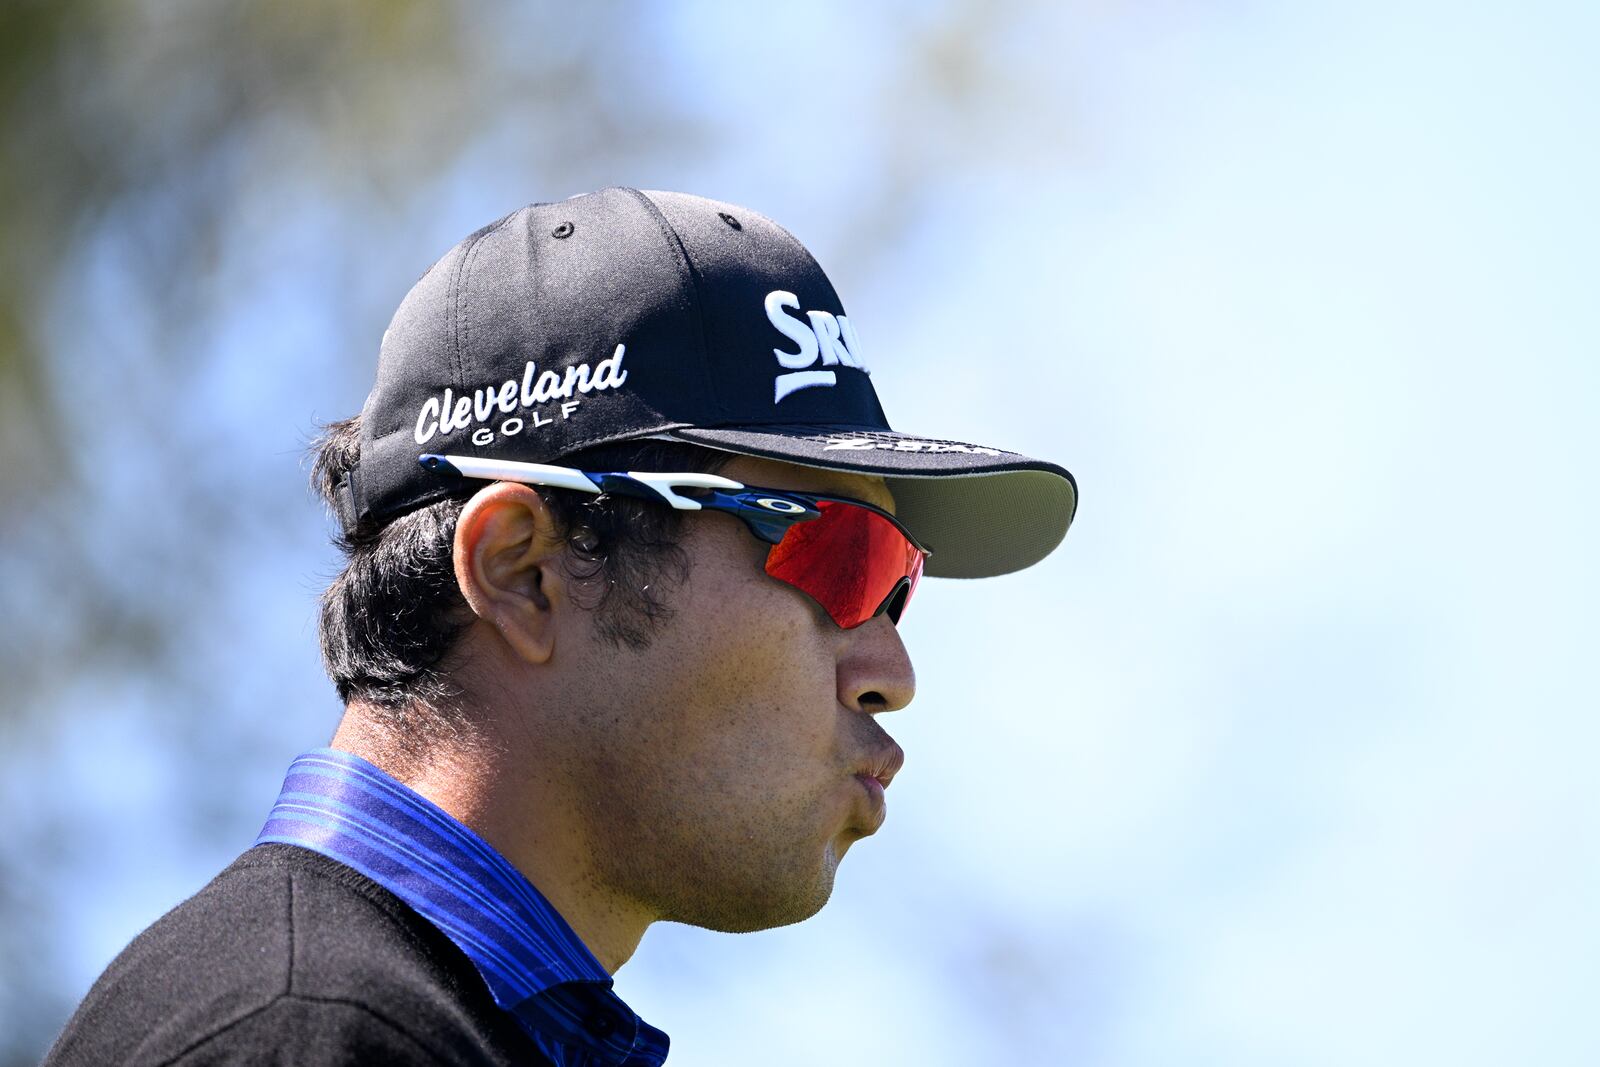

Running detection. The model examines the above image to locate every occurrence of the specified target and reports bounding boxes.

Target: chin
[666,855,839,934]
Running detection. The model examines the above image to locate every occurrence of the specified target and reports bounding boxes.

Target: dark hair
[309,416,731,731]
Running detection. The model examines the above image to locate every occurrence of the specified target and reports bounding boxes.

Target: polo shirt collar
[257,748,667,1065]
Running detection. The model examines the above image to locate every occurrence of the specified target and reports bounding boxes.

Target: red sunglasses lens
[764,500,925,629]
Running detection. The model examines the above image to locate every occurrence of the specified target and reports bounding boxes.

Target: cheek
[695,610,833,748]
[641,546,846,796]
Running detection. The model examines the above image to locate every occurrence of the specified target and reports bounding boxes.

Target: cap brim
[661,424,1077,579]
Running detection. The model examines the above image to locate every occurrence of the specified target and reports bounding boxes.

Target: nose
[838,614,916,714]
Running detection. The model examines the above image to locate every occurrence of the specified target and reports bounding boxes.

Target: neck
[330,706,654,974]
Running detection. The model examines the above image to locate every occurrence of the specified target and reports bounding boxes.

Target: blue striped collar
[256,748,668,1066]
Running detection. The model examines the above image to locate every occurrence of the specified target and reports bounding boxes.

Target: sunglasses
[419,454,930,629]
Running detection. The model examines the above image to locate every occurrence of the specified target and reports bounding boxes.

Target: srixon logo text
[764,290,871,403]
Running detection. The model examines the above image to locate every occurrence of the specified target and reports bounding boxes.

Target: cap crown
[345,188,888,528]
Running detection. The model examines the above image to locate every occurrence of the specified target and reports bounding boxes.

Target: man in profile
[45,188,1076,1065]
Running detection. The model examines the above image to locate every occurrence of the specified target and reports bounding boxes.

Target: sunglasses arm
[419,454,746,511]
[420,454,822,544]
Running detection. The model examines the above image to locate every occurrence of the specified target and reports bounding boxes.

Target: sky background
[5,2,1598,1065]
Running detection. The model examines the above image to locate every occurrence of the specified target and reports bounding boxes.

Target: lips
[853,742,905,791]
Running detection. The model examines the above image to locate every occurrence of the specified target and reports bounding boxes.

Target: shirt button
[585,1012,618,1037]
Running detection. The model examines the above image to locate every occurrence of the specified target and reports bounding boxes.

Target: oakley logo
[764,290,870,403]
[413,345,629,446]
[754,497,809,514]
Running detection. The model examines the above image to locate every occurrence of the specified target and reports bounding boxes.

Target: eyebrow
[813,480,895,514]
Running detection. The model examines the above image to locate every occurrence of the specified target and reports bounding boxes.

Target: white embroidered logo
[764,290,870,402]
[413,344,629,446]
[821,437,1004,456]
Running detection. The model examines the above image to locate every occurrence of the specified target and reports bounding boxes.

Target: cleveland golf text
[413,345,629,446]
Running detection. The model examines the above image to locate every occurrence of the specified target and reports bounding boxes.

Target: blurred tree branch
[0,0,704,713]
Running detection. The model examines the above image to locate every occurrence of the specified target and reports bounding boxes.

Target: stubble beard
[591,791,846,935]
[648,842,840,934]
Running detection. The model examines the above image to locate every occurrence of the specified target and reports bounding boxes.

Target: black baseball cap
[334,187,1076,579]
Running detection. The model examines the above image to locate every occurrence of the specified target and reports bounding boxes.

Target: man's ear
[452,483,569,665]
